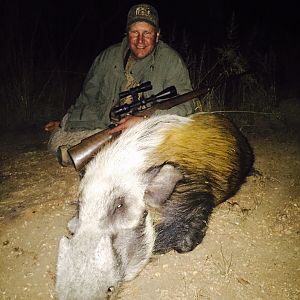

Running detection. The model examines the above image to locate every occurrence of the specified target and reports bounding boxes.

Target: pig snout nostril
[107,286,115,296]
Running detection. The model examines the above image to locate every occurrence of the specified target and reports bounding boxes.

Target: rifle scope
[111,85,177,118]
[118,81,152,100]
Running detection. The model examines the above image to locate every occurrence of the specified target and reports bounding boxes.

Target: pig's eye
[113,196,126,215]
[115,196,125,206]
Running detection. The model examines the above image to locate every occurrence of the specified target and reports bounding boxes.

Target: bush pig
[55,112,253,299]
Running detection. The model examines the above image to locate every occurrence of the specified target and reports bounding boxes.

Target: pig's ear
[144,163,183,207]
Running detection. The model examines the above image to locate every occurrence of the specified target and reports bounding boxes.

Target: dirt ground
[0,109,299,299]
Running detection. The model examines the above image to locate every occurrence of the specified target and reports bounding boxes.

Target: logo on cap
[135,6,152,17]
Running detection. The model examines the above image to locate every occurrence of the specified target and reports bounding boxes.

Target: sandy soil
[0,113,299,300]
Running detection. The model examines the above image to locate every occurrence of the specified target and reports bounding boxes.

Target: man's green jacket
[65,37,195,131]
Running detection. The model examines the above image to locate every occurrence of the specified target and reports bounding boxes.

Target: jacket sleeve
[64,52,111,131]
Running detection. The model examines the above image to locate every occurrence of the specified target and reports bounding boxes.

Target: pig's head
[55,165,155,300]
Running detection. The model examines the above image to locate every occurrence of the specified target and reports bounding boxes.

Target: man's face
[128,22,159,59]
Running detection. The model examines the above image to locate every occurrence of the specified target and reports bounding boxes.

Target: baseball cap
[127,3,159,29]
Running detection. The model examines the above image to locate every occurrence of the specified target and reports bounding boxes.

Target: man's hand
[44,121,61,132]
[108,115,144,134]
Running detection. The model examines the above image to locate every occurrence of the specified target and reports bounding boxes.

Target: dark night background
[0,0,299,128]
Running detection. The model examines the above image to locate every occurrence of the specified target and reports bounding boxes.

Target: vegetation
[171,13,277,114]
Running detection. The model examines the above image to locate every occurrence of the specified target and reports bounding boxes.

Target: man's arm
[63,52,113,131]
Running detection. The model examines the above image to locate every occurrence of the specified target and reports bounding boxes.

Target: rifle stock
[68,87,210,171]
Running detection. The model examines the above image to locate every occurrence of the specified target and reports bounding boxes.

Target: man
[45,3,195,165]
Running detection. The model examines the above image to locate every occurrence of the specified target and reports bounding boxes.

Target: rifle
[68,82,211,171]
